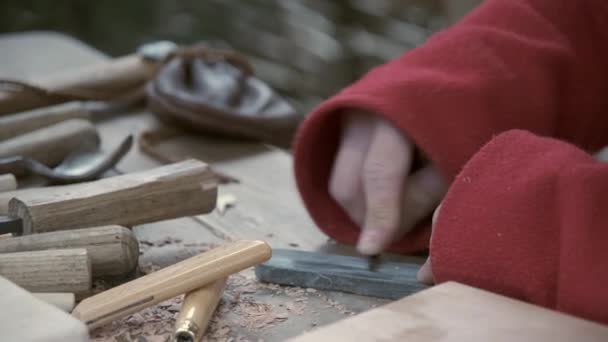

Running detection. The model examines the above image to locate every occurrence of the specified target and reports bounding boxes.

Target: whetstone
[0,248,91,295]
[0,225,139,277]
[288,282,608,342]
[0,276,89,342]
[255,249,428,300]
[7,159,218,234]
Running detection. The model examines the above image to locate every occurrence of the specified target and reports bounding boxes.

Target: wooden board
[289,282,608,342]
[0,276,89,342]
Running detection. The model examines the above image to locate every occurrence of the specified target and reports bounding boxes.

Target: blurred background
[0,0,480,114]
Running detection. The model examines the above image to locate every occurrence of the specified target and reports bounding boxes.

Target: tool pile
[0,97,275,341]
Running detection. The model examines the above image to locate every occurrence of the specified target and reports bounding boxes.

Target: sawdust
[92,252,359,341]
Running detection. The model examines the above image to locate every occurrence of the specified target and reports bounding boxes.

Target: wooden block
[255,249,428,299]
[175,278,227,342]
[72,240,271,330]
[0,173,17,192]
[8,159,218,234]
[288,282,608,342]
[0,248,91,295]
[0,225,139,277]
[0,119,99,171]
[0,276,89,342]
[0,102,90,140]
[33,293,76,313]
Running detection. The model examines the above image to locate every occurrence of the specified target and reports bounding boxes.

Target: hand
[329,110,447,255]
[417,204,441,285]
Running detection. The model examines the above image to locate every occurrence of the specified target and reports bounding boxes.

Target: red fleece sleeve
[432,129,608,324]
[293,0,608,253]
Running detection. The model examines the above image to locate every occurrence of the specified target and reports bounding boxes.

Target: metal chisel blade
[0,216,22,236]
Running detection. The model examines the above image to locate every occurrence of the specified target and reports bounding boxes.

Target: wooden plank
[289,282,608,342]
[0,276,89,342]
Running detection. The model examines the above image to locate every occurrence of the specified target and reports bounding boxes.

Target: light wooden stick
[0,102,90,140]
[0,55,155,115]
[0,174,16,192]
[7,159,217,234]
[0,225,139,277]
[0,119,99,169]
[72,240,271,330]
[0,248,91,295]
[175,278,227,342]
[33,293,76,313]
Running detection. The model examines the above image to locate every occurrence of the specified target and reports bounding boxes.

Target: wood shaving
[216,193,237,215]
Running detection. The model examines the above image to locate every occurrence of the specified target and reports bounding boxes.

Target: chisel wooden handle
[0,225,138,277]
[0,248,91,295]
[0,102,90,140]
[175,278,227,342]
[8,159,217,234]
[0,119,99,172]
[72,240,271,330]
[0,174,16,192]
[0,55,155,115]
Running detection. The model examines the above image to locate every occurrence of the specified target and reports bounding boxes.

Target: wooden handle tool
[1,159,217,234]
[0,248,91,295]
[0,102,90,140]
[33,292,76,312]
[175,278,227,342]
[72,240,271,330]
[0,55,156,115]
[0,119,99,172]
[0,225,139,277]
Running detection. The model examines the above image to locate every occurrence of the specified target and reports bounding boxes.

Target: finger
[358,119,413,255]
[329,112,374,225]
[417,257,434,285]
[395,165,447,241]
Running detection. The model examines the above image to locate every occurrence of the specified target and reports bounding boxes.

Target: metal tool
[0,134,133,184]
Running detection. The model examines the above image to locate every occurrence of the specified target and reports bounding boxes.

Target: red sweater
[293,0,608,324]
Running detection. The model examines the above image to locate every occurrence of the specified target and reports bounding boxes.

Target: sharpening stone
[254,249,429,300]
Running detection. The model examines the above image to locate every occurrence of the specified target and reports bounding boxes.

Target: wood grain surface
[0,225,139,277]
[0,248,91,295]
[8,159,218,234]
[289,282,608,342]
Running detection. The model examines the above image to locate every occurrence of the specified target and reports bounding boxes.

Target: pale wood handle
[8,159,217,234]
[0,55,155,115]
[175,278,227,342]
[0,119,99,170]
[0,102,90,140]
[0,225,138,277]
[33,292,76,313]
[72,240,271,330]
[0,174,17,192]
[0,248,91,295]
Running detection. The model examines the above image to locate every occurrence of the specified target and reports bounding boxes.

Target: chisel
[0,159,217,235]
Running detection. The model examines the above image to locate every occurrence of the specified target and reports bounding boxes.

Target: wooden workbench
[0,31,419,341]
